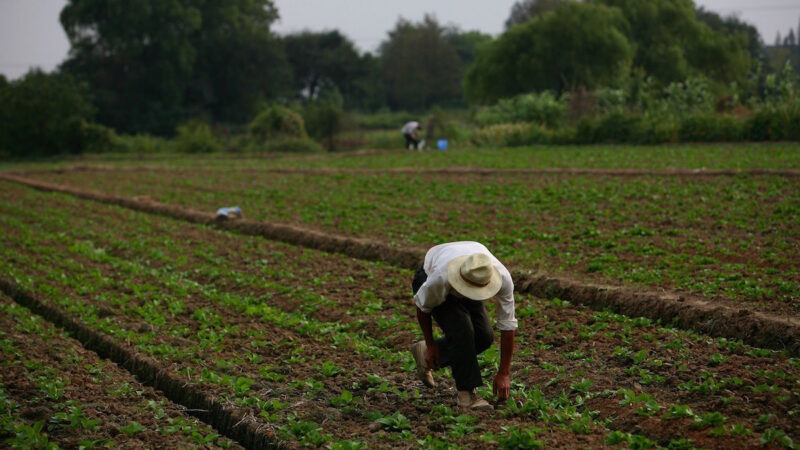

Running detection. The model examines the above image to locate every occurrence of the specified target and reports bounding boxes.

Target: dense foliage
[0,70,107,158]
[2,1,800,159]
[249,105,307,140]
[282,31,367,108]
[60,0,288,134]
[504,0,565,29]
[600,0,751,85]
[466,2,632,103]
[380,15,464,110]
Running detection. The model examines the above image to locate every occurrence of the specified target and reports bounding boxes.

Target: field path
[15,164,800,177]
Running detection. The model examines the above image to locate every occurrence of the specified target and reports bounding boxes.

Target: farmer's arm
[416,307,435,347]
[493,330,514,401]
[414,273,447,369]
[493,277,518,401]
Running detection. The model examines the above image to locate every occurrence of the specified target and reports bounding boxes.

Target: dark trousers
[404,133,419,149]
[412,266,493,391]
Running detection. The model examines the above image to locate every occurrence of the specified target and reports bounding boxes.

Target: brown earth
[2,173,798,356]
[0,183,797,448]
[14,164,800,178]
[0,293,241,449]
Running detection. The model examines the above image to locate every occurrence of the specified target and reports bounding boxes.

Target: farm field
[0,173,798,449]
[15,145,800,316]
[0,292,240,449]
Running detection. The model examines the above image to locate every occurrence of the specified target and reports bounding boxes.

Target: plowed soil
[0,293,240,449]
[1,181,797,449]
[18,166,799,318]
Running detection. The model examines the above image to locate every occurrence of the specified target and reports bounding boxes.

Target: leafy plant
[50,404,101,430]
[375,412,411,432]
[329,390,354,408]
[318,360,342,377]
[120,421,145,435]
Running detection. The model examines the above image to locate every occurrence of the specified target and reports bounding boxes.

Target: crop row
[1,182,798,448]
[25,167,800,313]
[0,184,612,448]
[0,293,239,449]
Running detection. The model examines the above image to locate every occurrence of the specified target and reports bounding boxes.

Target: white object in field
[216,206,243,219]
[419,139,426,150]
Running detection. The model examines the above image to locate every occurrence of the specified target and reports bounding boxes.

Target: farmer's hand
[425,342,440,370]
[493,372,510,402]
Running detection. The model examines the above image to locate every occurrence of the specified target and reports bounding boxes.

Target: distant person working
[401,121,423,150]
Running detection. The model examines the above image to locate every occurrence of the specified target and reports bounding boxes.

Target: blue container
[437,139,449,151]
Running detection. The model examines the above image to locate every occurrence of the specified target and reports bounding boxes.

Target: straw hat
[446,253,502,301]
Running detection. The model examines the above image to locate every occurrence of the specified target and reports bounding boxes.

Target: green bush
[0,70,96,158]
[594,112,648,143]
[746,103,800,141]
[471,123,553,147]
[174,120,221,153]
[476,92,566,128]
[303,100,343,150]
[256,136,323,153]
[79,121,118,153]
[678,114,743,142]
[112,133,174,153]
[249,105,307,140]
[333,130,400,150]
[352,111,418,130]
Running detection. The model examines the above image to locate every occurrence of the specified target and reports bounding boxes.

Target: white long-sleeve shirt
[401,121,420,134]
[414,241,518,331]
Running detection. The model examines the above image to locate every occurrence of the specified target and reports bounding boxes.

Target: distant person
[401,121,422,150]
[410,241,517,410]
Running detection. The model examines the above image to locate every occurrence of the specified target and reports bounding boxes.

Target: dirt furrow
[1,182,798,448]
[0,278,281,450]
[0,293,241,449]
[13,165,800,178]
[3,173,798,356]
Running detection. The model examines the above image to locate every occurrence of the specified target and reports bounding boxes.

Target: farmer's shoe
[457,390,493,411]
[410,341,436,387]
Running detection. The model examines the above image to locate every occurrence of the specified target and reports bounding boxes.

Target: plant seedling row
[23,163,800,314]
[0,293,239,449]
[0,183,797,449]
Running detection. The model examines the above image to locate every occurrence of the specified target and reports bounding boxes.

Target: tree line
[1,0,799,157]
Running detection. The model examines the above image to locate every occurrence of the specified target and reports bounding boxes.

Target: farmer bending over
[411,241,516,410]
[401,120,422,150]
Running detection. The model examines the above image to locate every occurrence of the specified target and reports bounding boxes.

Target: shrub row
[471,106,800,147]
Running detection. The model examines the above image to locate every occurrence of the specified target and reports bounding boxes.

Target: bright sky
[1,0,799,80]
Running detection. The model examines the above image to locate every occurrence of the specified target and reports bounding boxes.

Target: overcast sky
[2,0,799,80]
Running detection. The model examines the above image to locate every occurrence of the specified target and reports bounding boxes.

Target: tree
[60,0,202,134]
[60,0,288,134]
[465,2,632,103]
[696,7,763,67]
[504,0,566,29]
[380,15,463,110]
[282,31,366,107]
[785,29,797,47]
[775,32,782,47]
[188,0,289,124]
[0,70,95,158]
[444,29,493,68]
[598,0,751,85]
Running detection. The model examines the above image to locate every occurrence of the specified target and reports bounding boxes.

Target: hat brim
[446,255,503,301]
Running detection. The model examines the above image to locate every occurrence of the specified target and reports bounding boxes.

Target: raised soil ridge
[17,165,800,178]
[0,277,283,450]
[2,172,798,355]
